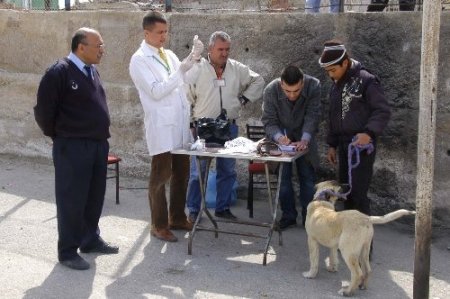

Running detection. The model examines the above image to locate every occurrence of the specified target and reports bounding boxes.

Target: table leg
[198,157,217,234]
[188,156,217,255]
[264,162,274,215]
[263,162,284,265]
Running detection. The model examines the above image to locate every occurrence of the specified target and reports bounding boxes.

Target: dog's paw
[302,271,317,279]
[325,257,338,272]
[338,288,353,297]
[359,276,368,290]
[338,282,353,297]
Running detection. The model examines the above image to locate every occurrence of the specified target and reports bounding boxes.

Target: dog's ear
[315,180,334,191]
[339,183,350,193]
[314,181,321,191]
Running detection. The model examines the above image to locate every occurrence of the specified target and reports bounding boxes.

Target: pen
[283,129,290,145]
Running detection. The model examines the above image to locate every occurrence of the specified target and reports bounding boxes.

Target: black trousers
[53,137,109,261]
[367,0,416,11]
[337,141,376,216]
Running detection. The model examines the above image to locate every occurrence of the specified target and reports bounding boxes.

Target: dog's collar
[317,189,347,201]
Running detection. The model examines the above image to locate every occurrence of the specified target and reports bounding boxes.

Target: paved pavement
[0,154,449,299]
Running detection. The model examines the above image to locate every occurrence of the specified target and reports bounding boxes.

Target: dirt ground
[0,153,449,299]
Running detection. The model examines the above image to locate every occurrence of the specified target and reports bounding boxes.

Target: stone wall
[0,10,449,223]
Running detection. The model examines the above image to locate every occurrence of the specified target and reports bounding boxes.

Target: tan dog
[302,180,416,297]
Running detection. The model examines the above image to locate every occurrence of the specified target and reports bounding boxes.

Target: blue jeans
[279,156,316,222]
[305,0,340,13]
[187,123,238,213]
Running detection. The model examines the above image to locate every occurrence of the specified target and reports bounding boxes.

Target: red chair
[107,154,121,204]
[246,124,278,218]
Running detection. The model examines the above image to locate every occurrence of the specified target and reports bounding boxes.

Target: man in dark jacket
[262,65,322,229]
[34,27,118,270]
[318,40,391,216]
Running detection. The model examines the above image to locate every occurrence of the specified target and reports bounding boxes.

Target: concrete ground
[0,154,449,299]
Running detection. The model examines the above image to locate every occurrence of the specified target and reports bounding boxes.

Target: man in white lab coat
[129,11,203,242]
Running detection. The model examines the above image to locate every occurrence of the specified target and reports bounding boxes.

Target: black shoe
[60,255,90,270]
[214,209,237,220]
[278,218,297,230]
[188,212,199,223]
[80,241,119,254]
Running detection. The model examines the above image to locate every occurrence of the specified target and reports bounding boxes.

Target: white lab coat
[129,41,193,156]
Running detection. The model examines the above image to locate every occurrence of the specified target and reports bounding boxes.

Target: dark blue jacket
[326,59,390,147]
[34,58,110,140]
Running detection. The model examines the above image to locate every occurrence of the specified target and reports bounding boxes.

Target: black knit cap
[318,40,349,68]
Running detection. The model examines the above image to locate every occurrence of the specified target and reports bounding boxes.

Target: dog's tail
[370,209,416,225]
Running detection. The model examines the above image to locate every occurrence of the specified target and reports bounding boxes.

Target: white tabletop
[171,148,306,162]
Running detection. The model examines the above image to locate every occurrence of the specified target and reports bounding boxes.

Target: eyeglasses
[82,43,105,49]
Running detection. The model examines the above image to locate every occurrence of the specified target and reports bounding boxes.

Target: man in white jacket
[184,31,265,222]
[129,11,203,242]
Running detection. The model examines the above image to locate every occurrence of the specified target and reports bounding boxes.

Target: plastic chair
[246,124,279,218]
[107,153,121,204]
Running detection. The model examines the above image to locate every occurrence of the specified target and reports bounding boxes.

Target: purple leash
[318,137,374,201]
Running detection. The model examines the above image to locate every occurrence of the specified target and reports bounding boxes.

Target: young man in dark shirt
[34,27,118,270]
[318,40,391,216]
[262,65,322,229]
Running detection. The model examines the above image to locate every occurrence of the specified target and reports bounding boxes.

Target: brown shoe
[169,221,193,231]
[150,228,178,242]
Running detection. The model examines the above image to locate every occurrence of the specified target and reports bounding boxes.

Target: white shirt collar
[141,40,160,56]
[67,52,94,74]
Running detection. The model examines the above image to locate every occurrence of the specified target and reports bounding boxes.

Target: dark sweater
[326,59,391,147]
[34,58,110,140]
[261,75,322,168]
[262,75,321,142]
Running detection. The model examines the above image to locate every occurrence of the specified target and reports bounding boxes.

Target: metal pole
[64,0,70,11]
[339,0,345,12]
[165,0,172,12]
[413,1,441,298]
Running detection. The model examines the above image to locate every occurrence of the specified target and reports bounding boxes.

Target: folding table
[171,148,306,265]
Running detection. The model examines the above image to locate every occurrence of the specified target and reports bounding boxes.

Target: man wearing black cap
[318,40,390,217]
